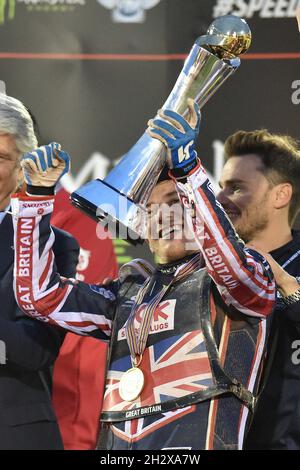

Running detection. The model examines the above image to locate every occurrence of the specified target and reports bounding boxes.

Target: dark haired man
[218,129,300,449]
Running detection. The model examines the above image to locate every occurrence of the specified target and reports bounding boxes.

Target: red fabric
[51,188,118,450]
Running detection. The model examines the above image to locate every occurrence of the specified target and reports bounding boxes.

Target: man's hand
[296,6,300,32]
[147,98,201,177]
[21,142,70,188]
[247,244,299,297]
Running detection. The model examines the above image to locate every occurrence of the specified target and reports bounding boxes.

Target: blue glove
[147,98,201,177]
[21,142,70,189]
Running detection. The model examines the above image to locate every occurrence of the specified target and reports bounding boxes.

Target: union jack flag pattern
[103,330,214,414]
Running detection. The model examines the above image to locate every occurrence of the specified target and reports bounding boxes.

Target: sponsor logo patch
[118,299,176,340]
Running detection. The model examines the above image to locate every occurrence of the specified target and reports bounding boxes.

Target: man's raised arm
[147,100,276,318]
[12,142,116,339]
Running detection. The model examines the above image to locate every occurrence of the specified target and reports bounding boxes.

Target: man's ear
[273,183,293,210]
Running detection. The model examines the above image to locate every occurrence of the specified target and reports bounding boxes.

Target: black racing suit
[11,163,276,450]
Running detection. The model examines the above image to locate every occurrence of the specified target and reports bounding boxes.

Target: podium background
[0,0,299,263]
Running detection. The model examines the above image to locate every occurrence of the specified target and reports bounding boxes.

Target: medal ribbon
[125,253,202,366]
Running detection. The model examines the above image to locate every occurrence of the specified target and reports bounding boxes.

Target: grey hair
[0,94,38,155]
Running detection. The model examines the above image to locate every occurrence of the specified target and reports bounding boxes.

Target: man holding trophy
[10,15,284,450]
[11,102,279,450]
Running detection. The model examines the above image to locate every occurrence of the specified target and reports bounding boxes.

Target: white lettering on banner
[205,247,239,289]
[17,218,33,277]
[125,404,162,419]
[16,219,49,322]
[17,284,49,322]
[292,80,300,104]
[117,299,176,341]
[193,217,211,243]
[213,0,300,18]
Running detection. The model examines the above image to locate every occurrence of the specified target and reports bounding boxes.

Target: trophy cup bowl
[71,15,251,244]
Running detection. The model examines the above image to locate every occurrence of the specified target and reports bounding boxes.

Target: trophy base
[71,179,145,245]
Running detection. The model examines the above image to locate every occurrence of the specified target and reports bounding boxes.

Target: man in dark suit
[0,92,79,449]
